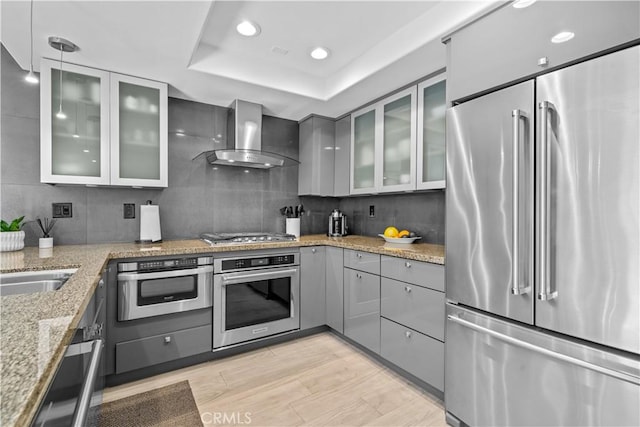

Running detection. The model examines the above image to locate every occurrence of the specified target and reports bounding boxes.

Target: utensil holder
[286,218,300,238]
[39,237,53,249]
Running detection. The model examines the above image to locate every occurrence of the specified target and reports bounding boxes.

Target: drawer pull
[356,273,362,279]
[311,248,316,253]
[357,253,362,259]
[405,331,412,339]
[405,261,412,268]
[164,336,171,344]
[404,286,412,293]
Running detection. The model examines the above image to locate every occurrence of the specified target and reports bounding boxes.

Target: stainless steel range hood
[202,100,298,169]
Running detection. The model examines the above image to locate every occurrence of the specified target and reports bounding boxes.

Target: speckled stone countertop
[0,235,444,426]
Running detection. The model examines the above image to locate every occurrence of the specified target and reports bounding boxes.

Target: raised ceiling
[1,1,499,120]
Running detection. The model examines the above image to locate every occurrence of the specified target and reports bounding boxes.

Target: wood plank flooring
[103,332,445,426]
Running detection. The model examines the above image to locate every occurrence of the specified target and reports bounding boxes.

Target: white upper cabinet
[40,59,111,185]
[350,86,417,194]
[40,59,168,187]
[110,73,168,187]
[417,74,446,190]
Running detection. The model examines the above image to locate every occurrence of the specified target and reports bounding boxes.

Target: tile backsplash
[1,45,444,246]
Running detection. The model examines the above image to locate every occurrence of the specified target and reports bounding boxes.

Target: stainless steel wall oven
[213,251,300,348]
[117,257,213,321]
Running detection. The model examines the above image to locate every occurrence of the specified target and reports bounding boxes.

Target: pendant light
[48,36,78,120]
[24,0,38,84]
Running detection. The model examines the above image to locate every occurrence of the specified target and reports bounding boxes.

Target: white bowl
[378,234,422,244]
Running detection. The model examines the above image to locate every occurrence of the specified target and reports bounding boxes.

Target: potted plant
[35,217,57,248]
[0,216,26,252]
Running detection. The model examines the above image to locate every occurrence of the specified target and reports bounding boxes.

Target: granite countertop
[0,235,444,426]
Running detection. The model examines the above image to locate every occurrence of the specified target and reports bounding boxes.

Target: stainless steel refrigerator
[445,45,640,426]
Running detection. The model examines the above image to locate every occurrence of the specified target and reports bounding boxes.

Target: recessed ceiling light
[237,21,260,37]
[513,0,537,8]
[228,159,235,163]
[83,149,90,153]
[91,159,97,163]
[551,31,575,43]
[264,163,271,167]
[310,47,330,60]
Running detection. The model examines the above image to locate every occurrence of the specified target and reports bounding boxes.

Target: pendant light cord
[29,0,34,73]
[58,46,64,113]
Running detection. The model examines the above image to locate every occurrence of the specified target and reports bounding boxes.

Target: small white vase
[0,230,25,252]
[39,237,54,249]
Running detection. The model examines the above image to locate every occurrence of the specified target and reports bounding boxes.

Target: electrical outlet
[369,205,375,217]
[52,203,72,218]
[123,203,135,219]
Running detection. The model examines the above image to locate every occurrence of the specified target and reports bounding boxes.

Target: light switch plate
[52,203,72,218]
[123,203,135,219]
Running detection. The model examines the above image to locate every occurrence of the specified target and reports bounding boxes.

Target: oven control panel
[222,254,296,271]
[119,256,213,272]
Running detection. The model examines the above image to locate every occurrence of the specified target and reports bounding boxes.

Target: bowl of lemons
[378,226,422,244]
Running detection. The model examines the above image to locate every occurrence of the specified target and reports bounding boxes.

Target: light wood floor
[103,332,446,426]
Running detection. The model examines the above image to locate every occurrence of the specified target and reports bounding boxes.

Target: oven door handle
[117,265,213,281]
[221,268,299,286]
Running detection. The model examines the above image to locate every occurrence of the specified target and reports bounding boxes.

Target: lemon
[383,226,399,238]
[398,230,410,238]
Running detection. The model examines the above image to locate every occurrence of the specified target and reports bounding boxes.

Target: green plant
[1,216,25,232]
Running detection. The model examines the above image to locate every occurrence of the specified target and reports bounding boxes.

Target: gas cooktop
[200,232,297,245]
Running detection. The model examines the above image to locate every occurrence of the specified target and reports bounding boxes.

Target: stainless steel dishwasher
[31,276,106,427]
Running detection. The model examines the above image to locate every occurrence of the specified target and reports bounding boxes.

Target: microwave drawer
[115,325,212,374]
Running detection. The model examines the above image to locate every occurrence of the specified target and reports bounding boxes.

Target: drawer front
[116,325,212,374]
[344,268,380,354]
[381,318,444,391]
[344,249,380,275]
[381,277,444,340]
[381,255,444,292]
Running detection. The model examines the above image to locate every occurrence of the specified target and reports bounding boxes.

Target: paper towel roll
[140,204,162,242]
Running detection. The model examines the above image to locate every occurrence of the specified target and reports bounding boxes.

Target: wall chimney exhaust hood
[199,100,298,169]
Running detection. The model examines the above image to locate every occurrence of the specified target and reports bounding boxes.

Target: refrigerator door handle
[447,313,640,385]
[537,101,558,301]
[511,109,531,295]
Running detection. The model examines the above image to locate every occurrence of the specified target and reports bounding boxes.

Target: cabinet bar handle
[404,261,411,268]
[404,286,412,293]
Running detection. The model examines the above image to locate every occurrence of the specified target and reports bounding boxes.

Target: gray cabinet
[381,277,445,341]
[380,256,445,390]
[380,255,444,292]
[300,246,327,330]
[333,116,351,197]
[445,1,640,102]
[344,249,380,275]
[344,266,380,354]
[325,247,344,333]
[380,318,444,390]
[298,116,335,196]
[115,325,211,374]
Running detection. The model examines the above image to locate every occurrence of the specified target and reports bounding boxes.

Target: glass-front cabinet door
[417,74,446,190]
[350,108,377,194]
[381,87,416,192]
[110,74,168,187]
[350,87,417,194]
[40,59,110,185]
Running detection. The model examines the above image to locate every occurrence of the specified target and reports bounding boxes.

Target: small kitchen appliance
[328,209,347,236]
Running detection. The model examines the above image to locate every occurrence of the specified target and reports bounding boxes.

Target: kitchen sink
[0,268,78,296]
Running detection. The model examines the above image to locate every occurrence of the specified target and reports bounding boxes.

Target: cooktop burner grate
[200,232,297,245]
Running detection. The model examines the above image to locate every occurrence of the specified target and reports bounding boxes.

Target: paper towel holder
[136,200,163,244]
